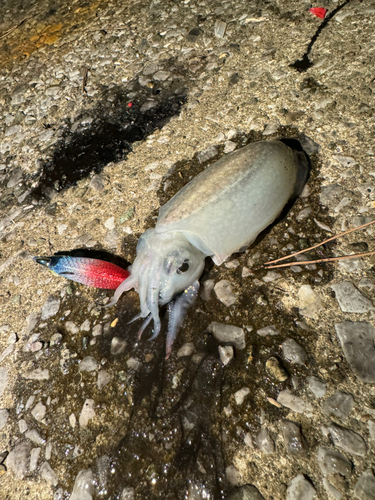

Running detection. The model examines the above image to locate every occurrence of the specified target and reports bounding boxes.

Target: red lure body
[309,7,327,19]
[35,255,130,289]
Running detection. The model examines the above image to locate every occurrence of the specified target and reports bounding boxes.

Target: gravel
[282,338,307,365]
[286,475,316,500]
[322,391,354,419]
[255,429,275,455]
[327,423,367,457]
[207,322,245,349]
[7,441,31,478]
[306,376,327,398]
[280,420,307,454]
[332,282,374,313]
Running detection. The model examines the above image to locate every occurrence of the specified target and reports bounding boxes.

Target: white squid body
[108,140,309,356]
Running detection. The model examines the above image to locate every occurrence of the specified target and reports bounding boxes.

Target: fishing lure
[106,140,309,356]
[35,255,129,289]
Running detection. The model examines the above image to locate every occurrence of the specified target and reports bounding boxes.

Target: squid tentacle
[166,280,200,358]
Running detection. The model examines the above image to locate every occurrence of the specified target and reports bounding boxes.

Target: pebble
[30,448,41,471]
[177,343,194,357]
[265,357,288,382]
[79,357,98,372]
[65,321,79,334]
[121,487,135,500]
[282,338,306,365]
[332,282,374,313]
[306,376,327,398]
[7,441,31,478]
[207,322,245,349]
[286,475,316,500]
[368,420,375,442]
[317,447,352,477]
[263,121,280,136]
[19,419,28,433]
[70,469,94,500]
[197,146,218,163]
[201,279,215,301]
[89,175,105,191]
[327,423,367,456]
[227,485,265,500]
[262,271,281,283]
[40,462,58,486]
[256,325,279,336]
[25,429,45,445]
[31,402,46,422]
[224,141,237,153]
[79,399,96,428]
[277,390,311,414]
[323,476,347,499]
[335,322,375,382]
[280,420,307,454]
[219,345,234,365]
[97,371,111,390]
[110,337,127,355]
[214,280,238,307]
[322,391,354,419]
[214,20,227,38]
[0,344,13,363]
[354,470,375,500]
[0,409,9,430]
[80,319,91,331]
[92,324,103,337]
[41,296,60,320]
[225,465,240,486]
[234,387,250,405]
[0,366,8,398]
[298,285,322,318]
[104,229,118,248]
[256,428,275,454]
[22,368,50,380]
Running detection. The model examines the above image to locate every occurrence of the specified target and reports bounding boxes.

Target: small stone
[298,285,322,318]
[354,470,375,500]
[317,447,352,477]
[332,155,357,168]
[104,229,118,248]
[214,20,227,38]
[234,387,250,405]
[197,146,218,163]
[89,175,105,191]
[256,429,275,454]
[31,402,46,422]
[69,414,76,428]
[368,420,375,442]
[65,321,79,334]
[41,296,60,320]
[97,371,111,390]
[263,121,280,136]
[335,322,375,383]
[7,441,31,478]
[79,357,98,372]
[92,324,103,336]
[40,462,58,486]
[257,325,279,336]
[143,62,158,75]
[22,368,50,380]
[332,282,374,313]
[207,322,245,349]
[218,345,234,365]
[286,475,316,500]
[110,337,127,355]
[0,409,9,430]
[228,485,265,500]
[280,420,307,454]
[202,279,215,301]
[262,271,281,282]
[224,141,237,153]
[327,423,366,456]
[79,399,96,428]
[265,357,288,382]
[50,333,62,346]
[282,338,306,365]
[306,376,327,398]
[177,343,194,357]
[226,465,240,485]
[30,448,41,471]
[121,487,135,500]
[277,390,308,413]
[25,429,45,445]
[70,469,94,500]
[153,70,170,81]
[19,419,28,433]
[97,455,110,488]
[104,217,115,230]
[80,319,91,331]
[322,391,354,418]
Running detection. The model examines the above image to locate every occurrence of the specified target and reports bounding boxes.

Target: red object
[309,7,327,19]
[127,102,133,107]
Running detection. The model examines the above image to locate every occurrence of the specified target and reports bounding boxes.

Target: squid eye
[176,259,190,274]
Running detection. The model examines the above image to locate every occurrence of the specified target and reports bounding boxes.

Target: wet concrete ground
[0,0,375,499]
